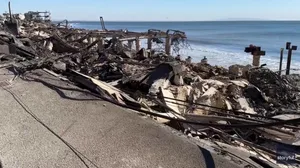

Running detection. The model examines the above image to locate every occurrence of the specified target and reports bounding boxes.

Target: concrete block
[0,45,9,54]
[0,44,16,54]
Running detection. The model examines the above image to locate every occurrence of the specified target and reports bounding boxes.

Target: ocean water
[70,21,300,72]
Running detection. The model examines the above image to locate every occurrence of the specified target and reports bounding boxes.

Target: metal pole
[8,1,12,22]
[279,48,284,75]
[286,49,292,75]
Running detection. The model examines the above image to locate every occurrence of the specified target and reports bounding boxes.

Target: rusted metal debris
[1,8,300,167]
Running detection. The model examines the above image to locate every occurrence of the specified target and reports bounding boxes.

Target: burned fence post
[165,35,172,55]
[285,42,297,75]
[244,45,266,67]
[279,48,284,75]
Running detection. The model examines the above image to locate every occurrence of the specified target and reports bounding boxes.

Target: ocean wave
[69,23,79,28]
[214,31,300,37]
[69,22,300,73]
[133,40,300,72]
[174,44,300,73]
[187,39,236,46]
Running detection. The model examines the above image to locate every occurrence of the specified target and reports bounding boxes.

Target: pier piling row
[54,28,187,55]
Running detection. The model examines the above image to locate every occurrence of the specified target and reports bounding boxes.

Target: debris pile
[1,10,300,167]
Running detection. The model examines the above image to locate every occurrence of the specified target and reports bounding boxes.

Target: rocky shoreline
[1,11,300,167]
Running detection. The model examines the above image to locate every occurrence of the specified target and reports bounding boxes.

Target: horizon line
[52,19,300,22]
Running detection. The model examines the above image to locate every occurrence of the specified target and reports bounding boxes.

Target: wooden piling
[88,37,92,44]
[128,40,133,49]
[244,45,265,67]
[147,38,152,50]
[279,48,284,75]
[286,49,292,75]
[135,37,140,51]
[252,55,261,67]
[165,36,171,55]
[285,42,298,75]
[98,37,104,52]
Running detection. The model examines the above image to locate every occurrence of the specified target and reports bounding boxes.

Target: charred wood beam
[82,39,99,51]
[119,34,185,42]
[107,59,158,67]
[15,45,36,59]
[68,34,90,43]
[0,61,14,69]
[51,30,186,41]
[51,34,80,53]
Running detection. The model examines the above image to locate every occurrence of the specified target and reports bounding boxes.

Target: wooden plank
[161,88,181,115]
[70,70,140,107]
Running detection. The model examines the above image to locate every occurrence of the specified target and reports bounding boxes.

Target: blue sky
[1,0,300,21]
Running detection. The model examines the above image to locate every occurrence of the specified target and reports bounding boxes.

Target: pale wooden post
[244,45,265,67]
[252,55,261,67]
[147,38,152,50]
[128,40,133,49]
[88,37,92,44]
[136,37,140,51]
[98,37,104,52]
[70,35,75,41]
[165,36,171,55]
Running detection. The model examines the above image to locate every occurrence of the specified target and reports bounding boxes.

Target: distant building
[2,12,25,21]
[24,11,51,22]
